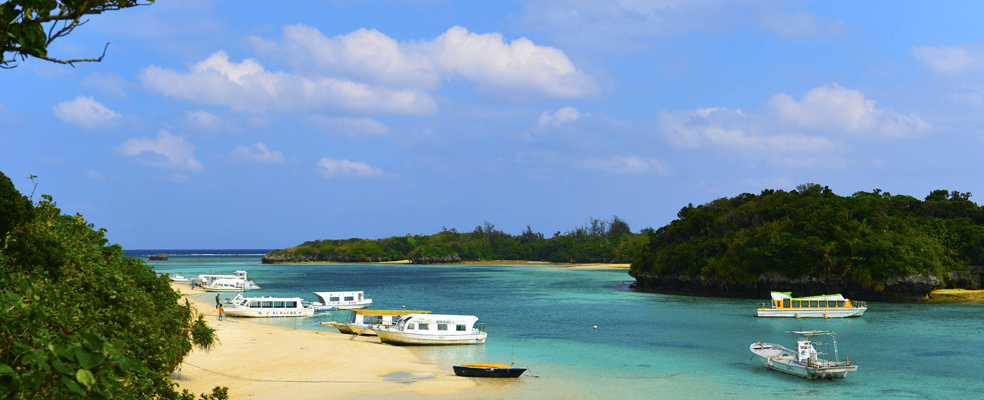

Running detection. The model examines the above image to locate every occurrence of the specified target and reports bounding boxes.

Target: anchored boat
[336,309,431,336]
[374,314,487,345]
[193,270,261,291]
[750,330,858,380]
[222,293,315,318]
[311,291,372,309]
[756,292,866,318]
[453,364,527,378]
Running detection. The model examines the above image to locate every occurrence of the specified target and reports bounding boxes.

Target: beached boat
[311,291,372,309]
[750,330,858,380]
[222,293,315,318]
[336,309,431,336]
[192,270,261,291]
[756,292,866,318]
[374,314,486,346]
[452,363,527,378]
[170,274,190,283]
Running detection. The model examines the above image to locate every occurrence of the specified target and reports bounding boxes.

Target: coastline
[262,259,630,269]
[169,283,476,399]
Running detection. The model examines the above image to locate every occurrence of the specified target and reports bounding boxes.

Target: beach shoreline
[169,283,477,399]
[261,259,631,269]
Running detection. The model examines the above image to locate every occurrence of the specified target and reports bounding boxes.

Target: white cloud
[754,11,847,38]
[53,96,121,129]
[165,173,191,184]
[767,83,932,137]
[230,143,287,164]
[583,155,670,175]
[537,106,585,129]
[117,129,204,172]
[140,50,436,115]
[185,110,224,131]
[316,157,383,178]
[658,107,835,152]
[912,44,984,74]
[309,115,390,137]
[85,170,106,180]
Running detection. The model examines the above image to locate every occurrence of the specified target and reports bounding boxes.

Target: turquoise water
[148,254,984,399]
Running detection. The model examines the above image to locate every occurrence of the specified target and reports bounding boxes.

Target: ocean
[136,250,984,399]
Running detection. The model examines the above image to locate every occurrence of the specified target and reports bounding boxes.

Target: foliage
[630,184,984,288]
[266,217,647,264]
[0,171,225,399]
[1,0,153,68]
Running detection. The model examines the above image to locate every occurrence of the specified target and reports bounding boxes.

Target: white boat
[374,314,486,345]
[193,270,261,291]
[222,293,315,318]
[756,292,866,318]
[750,330,858,380]
[336,309,431,336]
[170,274,190,283]
[311,291,372,309]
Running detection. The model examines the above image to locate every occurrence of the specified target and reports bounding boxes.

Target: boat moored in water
[192,270,261,291]
[756,292,866,318]
[311,291,372,309]
[222,293,315,318]
[750,330,858,380]
[336,309,432,336]
[452,364,527,378]
[374,314,486,345]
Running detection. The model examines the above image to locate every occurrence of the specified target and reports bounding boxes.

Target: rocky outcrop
[944,266,982,290]
[629,269,958,302]
[261,252,400,264]
[409,254,462,264]
[148,253,168,261]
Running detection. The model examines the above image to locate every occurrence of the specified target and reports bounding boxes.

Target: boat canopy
[770,292,847,301]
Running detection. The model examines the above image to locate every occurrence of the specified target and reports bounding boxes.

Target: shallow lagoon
[147,253,984,399]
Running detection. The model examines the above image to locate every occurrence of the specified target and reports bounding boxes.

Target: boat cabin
[394,314,484,335]
[763,292,865,310]
[349,310,431,325]
[312,291,372,309]
[224,293,313,317]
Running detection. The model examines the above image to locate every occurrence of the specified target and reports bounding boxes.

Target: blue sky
[2,0,983,249]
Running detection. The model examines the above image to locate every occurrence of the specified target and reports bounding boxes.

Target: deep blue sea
[135,250,984,399]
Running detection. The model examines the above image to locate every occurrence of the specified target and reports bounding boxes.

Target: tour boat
[311,291,372,309]
[336,309,431,336]
[750,330,858,380]
[192,270,261,291]
[374,314,486,346]
[452,363,527,378]
[221,293,315,318]
[170,274,190,283]
[756,292,866,318]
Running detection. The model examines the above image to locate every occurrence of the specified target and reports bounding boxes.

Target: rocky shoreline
[629,267,983,302]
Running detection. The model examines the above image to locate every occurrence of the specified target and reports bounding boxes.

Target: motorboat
[453,363,527,378]
[374,314,486,346]
[170,274,190,283]
[311,291,372,309]
[756,292,866,318]
[222,293,315,318]
[750,330,858,379]
[193,270,261,292]
[336,309,431,336]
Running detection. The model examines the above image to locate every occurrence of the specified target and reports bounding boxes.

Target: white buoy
[593,326,598,329]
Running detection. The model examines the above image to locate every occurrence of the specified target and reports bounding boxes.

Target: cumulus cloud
[316,157,383,178]
[659,107,836,152]
[767,83,932,137]
[912,44,984,74]
[309,115,390,137]
[230,143,287,164]
[117,129,204,172]
[141,50,436,115]
[53,96,121,129]
[537,106,585,129]
[583,155,670,175]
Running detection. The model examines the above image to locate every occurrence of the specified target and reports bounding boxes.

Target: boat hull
[453,365,527,378]
[750,343,857,379]
[336,323,378,336]
[376,330,487,346]
[756,308,866,318]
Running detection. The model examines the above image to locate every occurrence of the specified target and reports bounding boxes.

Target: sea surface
[136,250,984,399]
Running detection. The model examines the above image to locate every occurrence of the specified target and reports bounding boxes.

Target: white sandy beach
[170,283,477,399]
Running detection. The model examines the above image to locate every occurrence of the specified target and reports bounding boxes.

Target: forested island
[263,217,647,264]
[631,184,983,301]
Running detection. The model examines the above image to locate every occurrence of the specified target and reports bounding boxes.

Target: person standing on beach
[215,294,220,308]
[218,304,225,320]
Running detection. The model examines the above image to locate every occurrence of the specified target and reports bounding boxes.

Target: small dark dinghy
[453,363,527,378]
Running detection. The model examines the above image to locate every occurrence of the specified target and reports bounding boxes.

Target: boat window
[809,301,818,308]
[330,297,340,302]
[262,301,273,308]
[344,296,354,301]
[438,324,448,331]
[407,323,415,330]
[456,325,466,331]
[837,301,845,307]
[366,315,383,325]
[274,301,285,308]
[821,301,828,307]
[418,323,429,330]
[250,301,261,308]
[359,293,363,300]
[782,299,790,308]
[774,300,780,308]
[793,301,801,308]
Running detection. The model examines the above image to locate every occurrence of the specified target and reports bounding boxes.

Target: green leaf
[76,369,96,390]
[76,348,105,369]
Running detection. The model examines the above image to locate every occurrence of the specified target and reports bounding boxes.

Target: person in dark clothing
[215,294,220,308]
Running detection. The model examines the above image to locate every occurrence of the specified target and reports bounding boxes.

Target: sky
[2,0,984,250]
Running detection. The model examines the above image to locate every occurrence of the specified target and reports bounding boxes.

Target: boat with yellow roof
[336,309,432,336]
[756,292,867,318]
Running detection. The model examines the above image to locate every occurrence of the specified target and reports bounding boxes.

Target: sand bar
[169,283,475,399]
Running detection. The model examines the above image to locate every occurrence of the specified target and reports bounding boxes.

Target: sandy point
[169,283,475,399]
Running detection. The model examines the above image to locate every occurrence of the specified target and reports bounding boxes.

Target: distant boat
[453,363,527,378]
[311,291,372,309]
[374,314,486,345]
[336,309,431,336]
[222,293,315,318]
[750,330,858,380]
[193,270,261,291]
[170,274,190,283]
[756,292,866,318]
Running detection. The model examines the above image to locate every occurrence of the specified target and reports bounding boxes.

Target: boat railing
[852,300,867,308]
[476,322,486,333]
